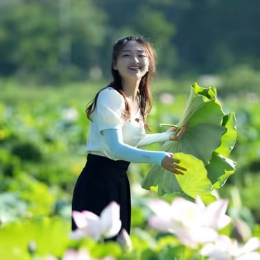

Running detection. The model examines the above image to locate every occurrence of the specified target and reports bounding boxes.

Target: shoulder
[97,86,125,109]
[99,86,123,98]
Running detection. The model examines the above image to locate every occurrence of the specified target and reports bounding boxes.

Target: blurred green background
[0,0,260,259]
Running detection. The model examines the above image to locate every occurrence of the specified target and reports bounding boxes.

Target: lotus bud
[116,229,132,253]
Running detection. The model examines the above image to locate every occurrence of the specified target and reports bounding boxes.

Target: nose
[131,56,139,64]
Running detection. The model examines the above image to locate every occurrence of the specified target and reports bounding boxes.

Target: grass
[0,78,195,105]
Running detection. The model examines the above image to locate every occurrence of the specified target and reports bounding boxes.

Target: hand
[161,153,187,175]
[169,125,187,141]
[166,126,177,132]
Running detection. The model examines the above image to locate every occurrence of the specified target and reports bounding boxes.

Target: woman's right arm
[102,129,186,175]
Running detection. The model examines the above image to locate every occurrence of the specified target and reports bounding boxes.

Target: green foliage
[0,0,108,82]
[9,174,57,216]
[0,147,21,178]
[142,83,237,202]
[0,81,259,259]
[174,153,216,204]
[11,141,43,162]
[1,0,260,81]
[0,217,71,259]
[131,206,146,227]
[0,192,28,223]
[0,98,86,191]
[219,65,260,95]
[206,152,235,189]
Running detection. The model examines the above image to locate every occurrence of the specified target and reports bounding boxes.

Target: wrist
[165,131,173,140]
[156,151,168,166]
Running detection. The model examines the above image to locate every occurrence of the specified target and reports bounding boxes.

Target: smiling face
[113,41,150,81]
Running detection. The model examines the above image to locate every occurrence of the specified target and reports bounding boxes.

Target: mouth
[128,66,141,71]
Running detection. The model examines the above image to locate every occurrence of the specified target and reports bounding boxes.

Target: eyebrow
[121,50,145,53]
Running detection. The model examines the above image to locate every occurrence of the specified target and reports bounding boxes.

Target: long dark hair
[86,36,156,131]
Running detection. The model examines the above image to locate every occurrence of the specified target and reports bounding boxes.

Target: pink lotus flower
[71,202,122,241]
[200,235,260,260]
[116,229,132,252]
[195,196,231,230]
[62,249,115,260]
[62,249,91,260]
[44,256,58,260]
[148,196,231,248]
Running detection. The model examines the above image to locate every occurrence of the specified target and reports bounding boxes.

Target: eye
[139,55,146,57]
[122,54,129,57]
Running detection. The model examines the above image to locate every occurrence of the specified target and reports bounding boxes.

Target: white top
[86,86,171,161]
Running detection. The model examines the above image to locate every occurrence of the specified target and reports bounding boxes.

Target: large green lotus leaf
[206,152,236,189]
[141,142,182,196]
[163,123,225,163]
[145,114,237,196]
[167,84,226,163]
[141,162,182,196]
[142,153,216,204]
[188,98,223,127]
[142,122,227,195]
[215,112,237,158]
[142,84,225,195]
[160,95,226,163]
[142,83,234,197]
[204,112,237,188]
[178,83,221,128]
[0,217,71,258]
[174,153,216,204]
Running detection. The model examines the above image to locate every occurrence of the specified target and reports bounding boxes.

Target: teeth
[129,67,140,69]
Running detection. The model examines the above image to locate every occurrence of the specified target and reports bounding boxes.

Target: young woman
[72,36,186,239]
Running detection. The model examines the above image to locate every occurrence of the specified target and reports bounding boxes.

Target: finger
[174,164,187,171]
[170,135,181,141]
[167,127,177,132]
[175,132,182,138]
[172,158,180,164]
[170,135,180,141]
[182,125,187,134]
[173,169,184,175]
[167,166,183,175]
[177,127,186,137]
[176,129,184,138]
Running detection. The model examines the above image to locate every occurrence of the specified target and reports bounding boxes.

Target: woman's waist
[86,153,130,171]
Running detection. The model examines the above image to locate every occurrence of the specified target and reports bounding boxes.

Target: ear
[113,61,117,70]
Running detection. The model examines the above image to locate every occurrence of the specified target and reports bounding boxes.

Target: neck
[122,78,141,102]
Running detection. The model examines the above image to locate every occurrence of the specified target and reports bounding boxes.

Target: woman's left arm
[136,131,173,147]
[136,126,186,147]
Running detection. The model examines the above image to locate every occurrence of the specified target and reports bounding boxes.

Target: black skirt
[71,153,131,239]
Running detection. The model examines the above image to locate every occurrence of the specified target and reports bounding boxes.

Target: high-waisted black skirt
[71,153,131,239]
